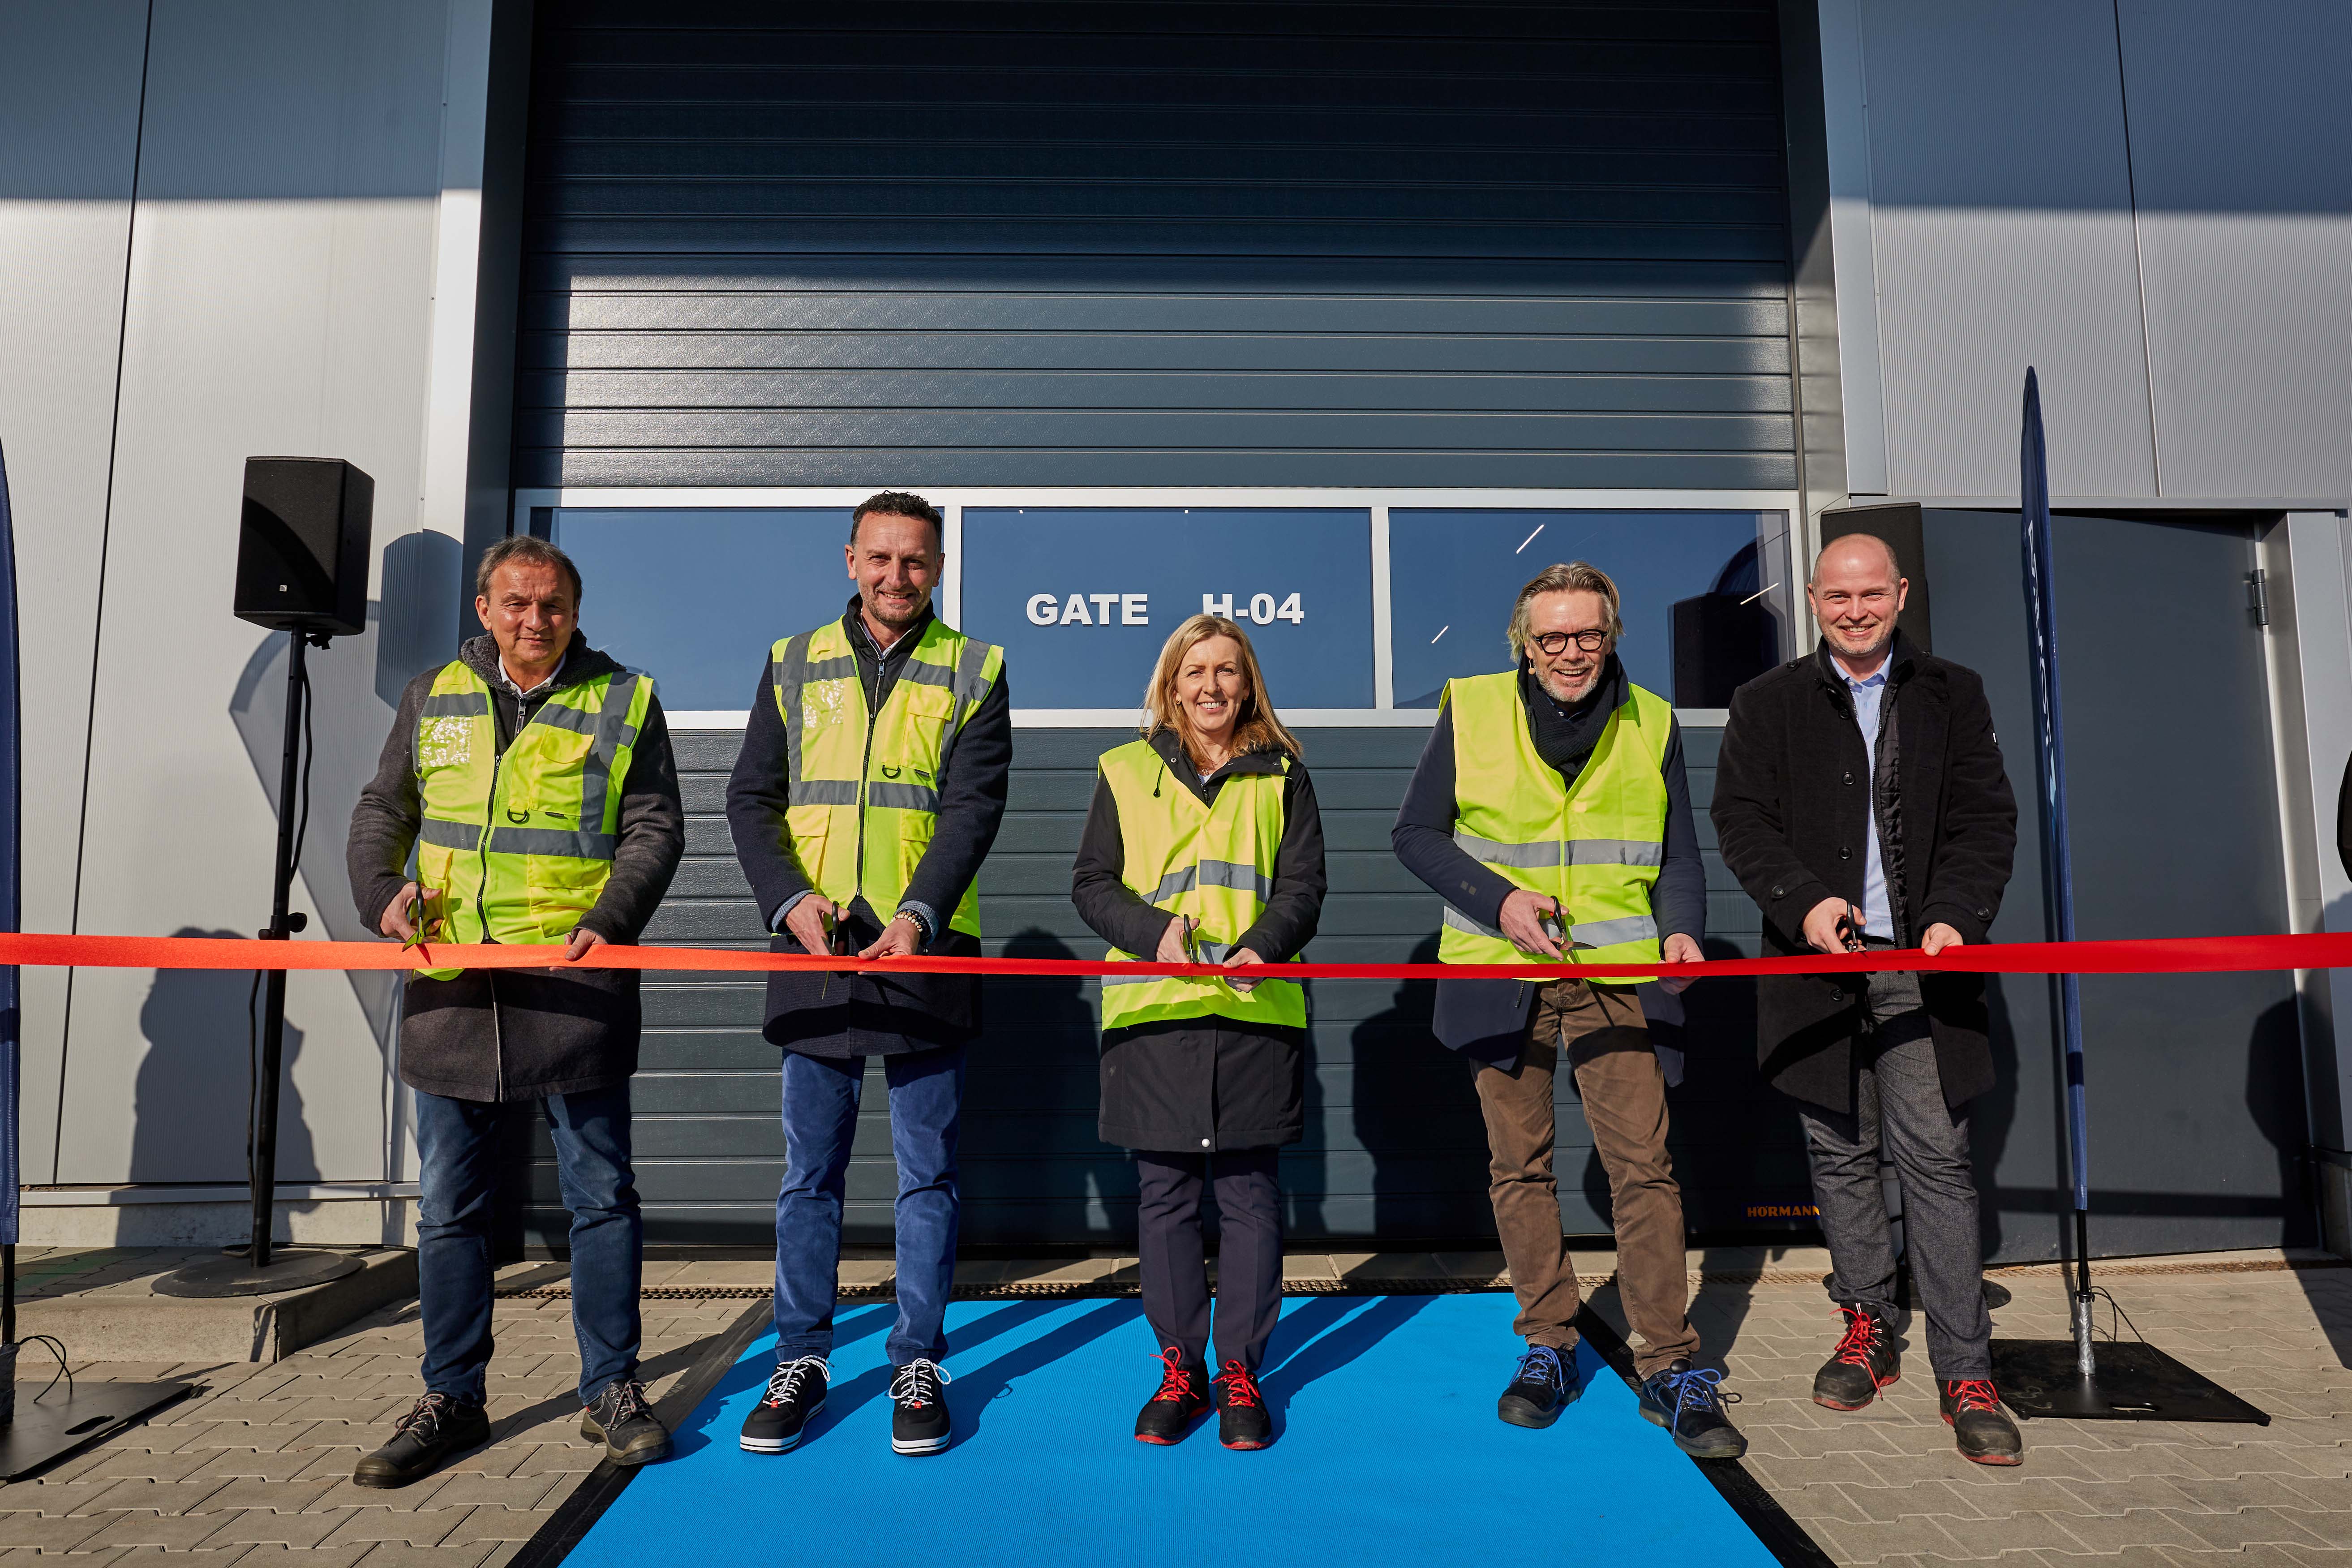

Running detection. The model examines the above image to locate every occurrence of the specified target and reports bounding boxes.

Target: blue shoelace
[1653,1365,1736,1424]
[1514,1345,1568,1390]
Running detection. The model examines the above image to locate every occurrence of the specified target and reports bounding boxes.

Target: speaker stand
[158,632,356,1299]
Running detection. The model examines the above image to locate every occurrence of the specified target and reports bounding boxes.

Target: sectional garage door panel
[518,1,1793,490]
[515,726,1809,1252]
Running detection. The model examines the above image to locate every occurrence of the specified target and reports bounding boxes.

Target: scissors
[1833,900,1865,953]
[399,888,437,951]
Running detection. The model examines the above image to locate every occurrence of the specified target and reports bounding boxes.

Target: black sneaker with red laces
[1211,1360,1271,1450]
[1939,1378,2024,1465]
[1813,1305,1901,1410]
[1134,1348,1211,1444]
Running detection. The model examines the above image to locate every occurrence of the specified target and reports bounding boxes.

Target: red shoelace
[1215,1361,1263,1408]
[1944,1378,2002,1413]
[1150,1348,1200,1404]
[1831,1307,1887,1366]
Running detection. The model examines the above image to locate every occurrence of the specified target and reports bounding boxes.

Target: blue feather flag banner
[2020,368,2090,1211]
[0,436,17,1246]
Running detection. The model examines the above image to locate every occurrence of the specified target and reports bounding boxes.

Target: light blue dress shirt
[1844,665,1893,940]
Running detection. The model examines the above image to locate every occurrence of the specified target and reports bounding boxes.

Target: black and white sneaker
[889,1358,952,1455]
[739,1355,829,1454]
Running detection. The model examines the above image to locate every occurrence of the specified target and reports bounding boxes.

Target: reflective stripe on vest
[411,659,655,978]
[1096,739,1306,1031]
[772,619,1004,937]
[1435,672,1671,980]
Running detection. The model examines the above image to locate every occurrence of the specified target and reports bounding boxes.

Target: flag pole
[2017,367,2097,1373]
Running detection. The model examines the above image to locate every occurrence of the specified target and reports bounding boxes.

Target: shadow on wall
[129,926,311,1187]
[1348,933,1490,1246]
[227,529,458,1185]
[968,927,1123,1250]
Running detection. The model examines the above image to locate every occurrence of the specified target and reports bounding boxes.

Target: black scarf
[1519,653,1626,785]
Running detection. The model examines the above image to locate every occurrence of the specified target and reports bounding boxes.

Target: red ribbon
[0,930,2344,979]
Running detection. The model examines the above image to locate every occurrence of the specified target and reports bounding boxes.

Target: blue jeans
[414,1083,643,1405]
[774,1046,966,1368]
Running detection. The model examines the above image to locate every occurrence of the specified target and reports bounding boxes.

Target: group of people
[341,490,2026,1490]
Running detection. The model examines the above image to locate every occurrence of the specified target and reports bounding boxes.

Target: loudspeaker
[233,456,373,636]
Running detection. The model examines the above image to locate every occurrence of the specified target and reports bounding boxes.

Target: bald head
[1809,531,1901,588]
[1807,530,1908,671]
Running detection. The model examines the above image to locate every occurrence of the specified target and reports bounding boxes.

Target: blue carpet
[569,1293,1778,1567]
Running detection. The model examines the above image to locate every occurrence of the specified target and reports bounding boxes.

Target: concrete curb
[18,1248,418,1362]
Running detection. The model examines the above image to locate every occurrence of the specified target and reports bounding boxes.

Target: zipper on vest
[853,644,884,913]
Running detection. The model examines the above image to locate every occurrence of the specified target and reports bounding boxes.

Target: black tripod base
[1991,1338,2269,1425]
[0,1381,195,1480]
[152,1249,362,1299]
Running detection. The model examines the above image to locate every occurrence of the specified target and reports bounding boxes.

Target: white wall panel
[1858,0,2159,500]
[56,0,457,1185]
[0,1,150,1183]
[2118,0,2352,501]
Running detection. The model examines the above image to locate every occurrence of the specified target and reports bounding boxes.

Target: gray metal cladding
[517,1,1795,489]
[515,726,1811,1252]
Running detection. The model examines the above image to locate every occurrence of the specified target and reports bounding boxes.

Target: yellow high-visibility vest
[767,617,1004,937]
[412,658,656,978]
[1096,739,1306,1030]
[1436,672,1671,981]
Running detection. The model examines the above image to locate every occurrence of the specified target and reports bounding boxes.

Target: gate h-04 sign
[962,507,1375,711]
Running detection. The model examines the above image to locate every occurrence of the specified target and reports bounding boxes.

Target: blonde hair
[1506,561,1622,659]
[1139,614,1302,766]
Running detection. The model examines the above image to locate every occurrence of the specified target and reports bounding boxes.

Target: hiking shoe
[1497,1343,1581,1429]
[1212,1360,1271,1450]
[1814,1305,1901,1411]
[581,1379,671,1466]
[740,1355,829,1454]
[890,1358,952,1455]
[1639,1360,1747,1459]
[353,1392,490,1488]
[1940,1379,2024,1466]
[1134,1348,1211,1444]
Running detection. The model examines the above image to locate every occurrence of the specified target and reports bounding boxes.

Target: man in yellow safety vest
[346,535,685,1487]
[726,491,1010,1461]
[1392,561,1743,1458]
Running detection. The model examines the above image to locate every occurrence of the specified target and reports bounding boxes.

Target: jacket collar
[842,595,934,662]
[459,633,620,695]
[1146,725,1287,786]
[1811,627,1918,699]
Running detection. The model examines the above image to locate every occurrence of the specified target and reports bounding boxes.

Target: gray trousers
[1797,962,1992,1379]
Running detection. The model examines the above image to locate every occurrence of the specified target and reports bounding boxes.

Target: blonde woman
[1070,615,1327,1450]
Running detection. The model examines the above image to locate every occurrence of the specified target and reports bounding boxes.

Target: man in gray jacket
[345,536,683,1486]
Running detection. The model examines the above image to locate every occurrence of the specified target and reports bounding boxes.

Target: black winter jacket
[1070,730,1326,1151]
[725,599,1013,1058]
[346,635,686,1101]
[1710,633,2018,1113]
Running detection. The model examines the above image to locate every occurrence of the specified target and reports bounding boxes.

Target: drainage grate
[494,1253,2344,1302]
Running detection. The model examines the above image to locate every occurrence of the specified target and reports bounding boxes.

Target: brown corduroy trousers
[1472,978,1700,1377]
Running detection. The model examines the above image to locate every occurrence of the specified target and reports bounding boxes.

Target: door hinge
[2247,568,2270,627]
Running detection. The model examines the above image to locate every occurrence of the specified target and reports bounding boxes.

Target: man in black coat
[347,536,685,1486]
[725,493,1011,1459]
[1711,532,2023,1465]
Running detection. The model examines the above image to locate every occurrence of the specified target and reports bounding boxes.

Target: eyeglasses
[1528,629,1609,657]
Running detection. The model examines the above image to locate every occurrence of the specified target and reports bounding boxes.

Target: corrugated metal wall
[511,0,1810,1250]
[515,0,1793,490]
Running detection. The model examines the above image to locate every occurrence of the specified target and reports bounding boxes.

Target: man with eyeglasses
[1711,532,2022,1466]
[1392,562,1741,1457]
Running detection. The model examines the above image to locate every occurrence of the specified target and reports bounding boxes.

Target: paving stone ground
[3,1250,2348,1565]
